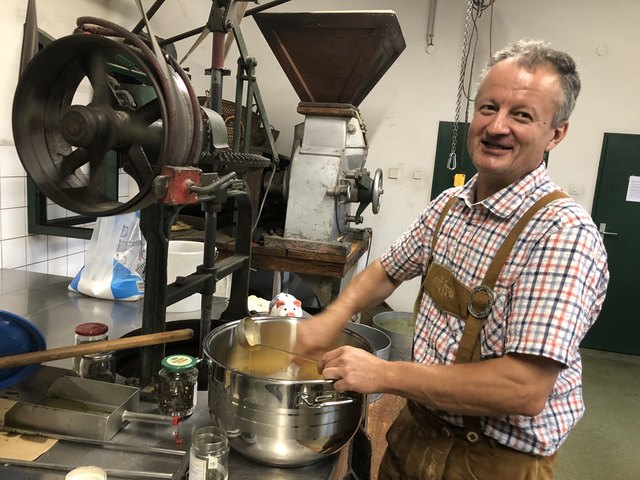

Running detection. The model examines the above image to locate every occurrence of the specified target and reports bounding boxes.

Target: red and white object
[268,293,302,317]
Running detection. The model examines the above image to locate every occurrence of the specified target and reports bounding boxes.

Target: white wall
[1,1,639,309]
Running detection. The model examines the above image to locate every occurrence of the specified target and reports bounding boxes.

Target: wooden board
[212,230,371,279]
[366,394,406,479]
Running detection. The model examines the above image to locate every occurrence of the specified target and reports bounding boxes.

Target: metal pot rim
[203,317,373,384]
[203,317,329,385]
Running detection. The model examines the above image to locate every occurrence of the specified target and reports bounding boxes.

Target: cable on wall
[447,0,496,184]
[426,0,438,54]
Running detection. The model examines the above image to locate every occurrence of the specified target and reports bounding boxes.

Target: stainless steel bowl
[373,311,414,361]
[203,317,370,467]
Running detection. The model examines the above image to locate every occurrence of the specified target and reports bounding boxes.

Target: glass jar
[73,322,115,383]
[157,354,198,417]
[189,426,229,480]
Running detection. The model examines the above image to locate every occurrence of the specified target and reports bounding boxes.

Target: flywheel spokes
[13,33,196,216]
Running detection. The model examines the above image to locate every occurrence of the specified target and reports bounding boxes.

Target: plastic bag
[69,212,146,301]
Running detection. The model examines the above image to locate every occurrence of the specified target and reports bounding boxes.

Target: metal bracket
[229,14,279,166]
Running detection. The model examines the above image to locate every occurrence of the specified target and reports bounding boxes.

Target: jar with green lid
[157,354,198,417]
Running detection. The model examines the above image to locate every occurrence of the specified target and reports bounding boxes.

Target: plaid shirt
[380,164,609,455]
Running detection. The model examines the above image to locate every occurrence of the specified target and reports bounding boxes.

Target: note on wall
[626,176,640,202]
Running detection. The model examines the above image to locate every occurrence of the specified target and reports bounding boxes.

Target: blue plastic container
[0,310,46,388]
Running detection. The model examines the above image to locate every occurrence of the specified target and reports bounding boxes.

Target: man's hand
[318,346,387,393]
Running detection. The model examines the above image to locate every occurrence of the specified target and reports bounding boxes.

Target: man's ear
[545,121,569,152]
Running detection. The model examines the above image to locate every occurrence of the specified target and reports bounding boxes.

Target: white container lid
[65,466,107,480]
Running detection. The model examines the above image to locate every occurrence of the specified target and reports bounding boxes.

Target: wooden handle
[0,328,194,369]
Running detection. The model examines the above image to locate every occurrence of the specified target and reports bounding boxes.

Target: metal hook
[447,152,457,171]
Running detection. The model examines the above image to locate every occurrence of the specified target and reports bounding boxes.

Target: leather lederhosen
[379,191,567,480]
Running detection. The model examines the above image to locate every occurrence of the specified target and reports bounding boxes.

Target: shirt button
[466,431,479,443]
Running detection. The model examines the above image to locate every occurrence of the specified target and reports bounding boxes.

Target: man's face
[467,59,568,197]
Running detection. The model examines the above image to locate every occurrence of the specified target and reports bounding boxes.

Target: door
[582,133,640,354]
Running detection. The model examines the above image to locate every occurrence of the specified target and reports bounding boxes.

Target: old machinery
[255,11,405,245]
[12,17,269,217]
[12,11,272,387]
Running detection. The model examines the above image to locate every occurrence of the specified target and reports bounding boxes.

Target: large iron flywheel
[13,32,198,216]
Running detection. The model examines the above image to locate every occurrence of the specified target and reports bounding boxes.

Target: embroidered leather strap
[430,195,459,257]
[413,195,460,317]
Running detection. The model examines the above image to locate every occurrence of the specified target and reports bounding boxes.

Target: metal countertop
[0,269,337,479]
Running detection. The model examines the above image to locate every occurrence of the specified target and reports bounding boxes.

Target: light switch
[413,171,423,180]
[388,168,400,179]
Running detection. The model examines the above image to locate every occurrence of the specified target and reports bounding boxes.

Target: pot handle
[298,393,355,409]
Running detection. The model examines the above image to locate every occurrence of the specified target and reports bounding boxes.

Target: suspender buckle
[467,285,494,319]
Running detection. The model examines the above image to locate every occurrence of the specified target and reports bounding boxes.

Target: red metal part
[160,166,201,205]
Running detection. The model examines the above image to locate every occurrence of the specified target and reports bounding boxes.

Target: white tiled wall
[0,145,88,276]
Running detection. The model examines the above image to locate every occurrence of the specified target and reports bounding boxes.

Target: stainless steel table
[0,269,338,479]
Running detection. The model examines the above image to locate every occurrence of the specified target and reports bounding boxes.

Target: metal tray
[5,376,139,440]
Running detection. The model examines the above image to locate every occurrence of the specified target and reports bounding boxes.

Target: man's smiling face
[467,58,569,199]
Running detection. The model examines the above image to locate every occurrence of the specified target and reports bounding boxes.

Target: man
[297,40,609,479]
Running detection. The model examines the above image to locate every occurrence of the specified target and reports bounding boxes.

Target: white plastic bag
[69,212,146,301]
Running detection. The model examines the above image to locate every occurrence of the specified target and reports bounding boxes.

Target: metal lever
[598,223,618,237]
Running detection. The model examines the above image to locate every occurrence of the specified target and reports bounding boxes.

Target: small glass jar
[74,323,115,383]
[157,354,198,417]
[189,426,229,480]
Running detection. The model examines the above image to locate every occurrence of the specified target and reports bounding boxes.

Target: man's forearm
[324,259,399,321]
[297,260,400,353]
[380,353,562,417]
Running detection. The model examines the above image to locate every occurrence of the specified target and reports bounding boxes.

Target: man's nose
[486,111,510,134]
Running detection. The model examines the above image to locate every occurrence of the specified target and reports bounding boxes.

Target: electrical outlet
[388,168,400,179]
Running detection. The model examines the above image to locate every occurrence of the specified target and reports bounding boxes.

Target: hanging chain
[448,0,476,171]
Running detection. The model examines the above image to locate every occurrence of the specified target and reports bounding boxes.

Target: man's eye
[514,112,533,121]
[479,105,497,113]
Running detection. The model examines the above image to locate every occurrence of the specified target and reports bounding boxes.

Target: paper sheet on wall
[626,176,640,202]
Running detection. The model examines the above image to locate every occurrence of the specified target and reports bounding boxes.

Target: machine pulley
[12,18,269,217]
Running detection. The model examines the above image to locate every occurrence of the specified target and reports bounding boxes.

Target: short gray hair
[481,40,581,128]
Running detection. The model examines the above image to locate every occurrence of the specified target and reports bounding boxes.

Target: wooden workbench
[239,230,371,279]
[172,223,371,280]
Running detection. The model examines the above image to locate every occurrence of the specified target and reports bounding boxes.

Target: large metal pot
[203,317,370,467]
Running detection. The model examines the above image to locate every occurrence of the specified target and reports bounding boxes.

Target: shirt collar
[456,163,551,218]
